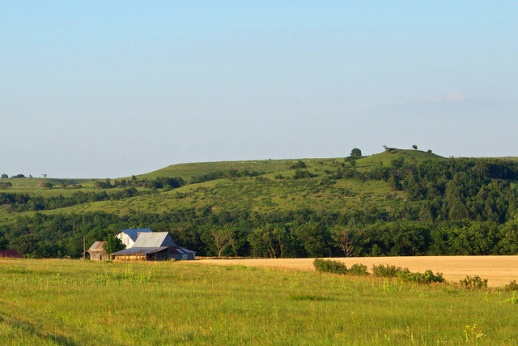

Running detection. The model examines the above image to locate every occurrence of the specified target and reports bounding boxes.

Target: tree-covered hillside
[1,148,517,258]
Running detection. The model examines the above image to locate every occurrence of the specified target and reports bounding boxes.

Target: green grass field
[1,259,516,345]
[139,159,296,180]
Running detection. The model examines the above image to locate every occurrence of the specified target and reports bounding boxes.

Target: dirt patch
[194,256,518,287]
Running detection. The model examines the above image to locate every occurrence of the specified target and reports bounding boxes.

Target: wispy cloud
[424,91,467,103]
[367,91,501,120]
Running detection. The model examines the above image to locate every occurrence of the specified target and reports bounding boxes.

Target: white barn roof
[133,232,177,247]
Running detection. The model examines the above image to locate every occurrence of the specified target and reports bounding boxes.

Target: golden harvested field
[196,256,518,287]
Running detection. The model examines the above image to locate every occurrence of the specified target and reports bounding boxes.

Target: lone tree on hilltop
[350,148,362,159]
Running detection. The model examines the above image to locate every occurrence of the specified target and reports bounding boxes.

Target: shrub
[314,259,370,276]
[293,170,313,179]
[372,264,402,277]
[315,260,444,284]
[504,280,518,292]
[313,258,348,275]
[0,182,12,188]
[372,264,445,284]
[460,276,488,290]
[290,160,307,169]
[397,269,445,284]
[348,263,369,276]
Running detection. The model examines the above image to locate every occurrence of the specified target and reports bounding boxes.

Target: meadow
[1,259,517,345]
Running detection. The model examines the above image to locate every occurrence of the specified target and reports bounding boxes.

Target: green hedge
[315,259,444,284]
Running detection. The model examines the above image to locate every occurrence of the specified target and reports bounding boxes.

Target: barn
[111,232,195,261]
[110,247,170,261]
[85,241,107,261]
[0,249,24,258]
[116,228,152,249]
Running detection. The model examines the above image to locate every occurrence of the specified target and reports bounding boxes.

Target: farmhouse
[111,232,195,261]
[0,249,23,258]
[116,228,152,248]
[85,241,107,261]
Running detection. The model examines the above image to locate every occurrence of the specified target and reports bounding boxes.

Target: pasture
[0,258,517,345]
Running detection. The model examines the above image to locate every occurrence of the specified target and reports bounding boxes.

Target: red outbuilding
[0,250,24,258]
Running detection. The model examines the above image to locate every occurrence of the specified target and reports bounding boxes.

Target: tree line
[1,207,517,259]
[0,157,517,258]
[0,189,140,212]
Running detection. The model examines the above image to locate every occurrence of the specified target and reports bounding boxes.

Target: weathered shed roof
[111,247,169,256]
[119,228,152,242]
[133,232,176,247]
[87,241,106,253]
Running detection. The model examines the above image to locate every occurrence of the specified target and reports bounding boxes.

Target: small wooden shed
[85,241,107,261]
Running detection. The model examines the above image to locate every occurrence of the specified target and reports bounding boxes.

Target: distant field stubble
[195,255,518,287]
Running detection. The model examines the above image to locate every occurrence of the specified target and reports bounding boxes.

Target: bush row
[314,259,444,284]
[372,264,445,284]
[312,259,368,277]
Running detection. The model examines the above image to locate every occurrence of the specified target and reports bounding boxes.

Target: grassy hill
[2,148,518,259]
[1,149,443,218]
[139,159,292,180]
[139,148,446,180]
[3,148,517,222]
[358,148,445,167]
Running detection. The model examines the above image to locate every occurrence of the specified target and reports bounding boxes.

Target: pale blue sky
[1,1,517,178]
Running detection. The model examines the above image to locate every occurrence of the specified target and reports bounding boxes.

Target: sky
[1,1,517,178]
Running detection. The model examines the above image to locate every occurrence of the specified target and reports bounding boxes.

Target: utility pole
[83,237,86,260]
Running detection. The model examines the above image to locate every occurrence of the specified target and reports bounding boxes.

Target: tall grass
[0,259,517,345]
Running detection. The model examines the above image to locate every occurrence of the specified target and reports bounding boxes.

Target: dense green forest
[1,149,517,258]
